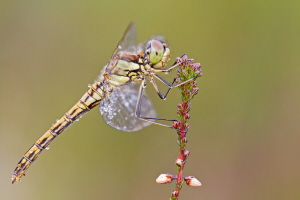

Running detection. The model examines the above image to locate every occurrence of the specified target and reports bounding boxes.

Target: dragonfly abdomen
[12,81,112,183]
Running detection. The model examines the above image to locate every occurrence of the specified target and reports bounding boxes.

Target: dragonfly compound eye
[146,40,164,66]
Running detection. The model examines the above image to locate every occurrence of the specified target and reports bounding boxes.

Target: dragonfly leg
[152,60,188,73]
[149,74,197,100]
[149,77,175,100]
[135,80,179,130]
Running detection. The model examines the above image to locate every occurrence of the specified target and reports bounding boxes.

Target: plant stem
[170,54,202,200]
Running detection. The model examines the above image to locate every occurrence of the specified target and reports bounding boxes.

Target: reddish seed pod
[191,81,197,87]
[172,121,180,129]
[183,150,190,157]
[172,190,179,197]
[177,103,183,109]
[184,113,190,119]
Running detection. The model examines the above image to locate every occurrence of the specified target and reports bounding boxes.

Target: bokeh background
[1,1,299,200]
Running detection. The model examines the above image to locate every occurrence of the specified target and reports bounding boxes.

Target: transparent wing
[100,83,156,132]
[112,22,137,57]
[151,35,167,43]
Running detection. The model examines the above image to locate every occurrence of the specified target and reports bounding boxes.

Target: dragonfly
[11,23,196,184]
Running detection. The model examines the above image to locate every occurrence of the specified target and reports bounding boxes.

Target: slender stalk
[155,54,202,199]
[170,55,202,200]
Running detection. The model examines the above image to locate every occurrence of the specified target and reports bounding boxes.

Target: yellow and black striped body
[11,81,113,183]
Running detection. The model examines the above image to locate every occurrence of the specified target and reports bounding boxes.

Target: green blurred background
[1,0,299,199]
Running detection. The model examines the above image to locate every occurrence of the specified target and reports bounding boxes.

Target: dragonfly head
[146,39,170,69]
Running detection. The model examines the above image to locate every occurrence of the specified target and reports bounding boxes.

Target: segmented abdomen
[12,81,112,183]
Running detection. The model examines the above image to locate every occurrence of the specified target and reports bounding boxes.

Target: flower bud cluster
[175,54,202,102]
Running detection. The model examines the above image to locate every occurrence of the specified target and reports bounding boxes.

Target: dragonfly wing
[151,35,167,43]
[112,22,137,57]
[100,83,156,132]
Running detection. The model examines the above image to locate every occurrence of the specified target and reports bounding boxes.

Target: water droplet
[56,119,59,122]
[45,146,50,150]
[88,84,91,88]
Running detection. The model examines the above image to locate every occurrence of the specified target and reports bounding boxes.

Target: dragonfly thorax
[104,39,171,87]
[104,52,146,86]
